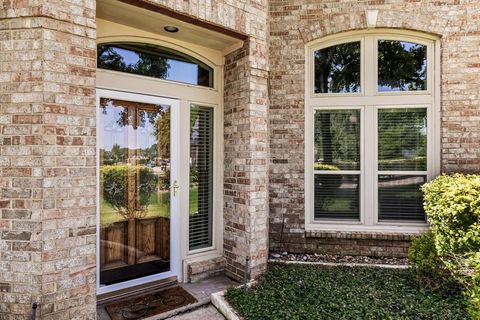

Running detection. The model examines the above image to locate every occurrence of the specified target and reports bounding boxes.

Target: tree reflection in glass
[314,42,361,93]
[378,40,426,91]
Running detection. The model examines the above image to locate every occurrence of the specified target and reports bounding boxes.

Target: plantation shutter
[189,106,214,250]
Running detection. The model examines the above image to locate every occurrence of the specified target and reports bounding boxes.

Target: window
[189,105,214,250]
[306,32,438,231]
[97,43,214,87]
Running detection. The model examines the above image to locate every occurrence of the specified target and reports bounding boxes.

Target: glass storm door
[97,89,180,293]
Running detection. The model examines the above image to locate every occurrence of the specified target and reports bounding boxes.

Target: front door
[96,89,180,294]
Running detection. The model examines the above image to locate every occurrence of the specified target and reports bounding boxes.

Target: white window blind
[189,105,214,250]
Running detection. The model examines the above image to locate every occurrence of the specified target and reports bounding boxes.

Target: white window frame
[305,29,441,233]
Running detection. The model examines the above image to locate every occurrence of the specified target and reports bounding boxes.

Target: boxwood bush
[421,173,480,317]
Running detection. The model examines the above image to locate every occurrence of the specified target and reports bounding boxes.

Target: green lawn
[100,187,198,226]
[226,263,469,320]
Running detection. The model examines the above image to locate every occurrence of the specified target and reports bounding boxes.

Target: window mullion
[363,36,375,97]
[364,106,376,225]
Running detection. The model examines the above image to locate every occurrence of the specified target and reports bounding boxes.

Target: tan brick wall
[268,1,480,254]
[0,1,97,319]
[223,39,269,281]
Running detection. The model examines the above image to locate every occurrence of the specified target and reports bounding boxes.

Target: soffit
[97,0,245,54]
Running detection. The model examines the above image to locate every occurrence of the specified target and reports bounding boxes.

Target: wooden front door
[97,90,180,290]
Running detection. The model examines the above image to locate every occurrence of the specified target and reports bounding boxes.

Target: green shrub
[408,231,452,290]
[313,163,340,171]
[101,165,157,219]
[422,173,480,317]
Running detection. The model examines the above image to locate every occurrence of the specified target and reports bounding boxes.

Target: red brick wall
[268,1,480,255]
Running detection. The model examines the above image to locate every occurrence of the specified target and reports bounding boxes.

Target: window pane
[378,175,426,221]
[378,40,427,92]
[378,108,427,171]
[314,110,360,171]
[314,174,360,220]
[314,42,361,93]
[189,106,214,250]
[97,43,214,87]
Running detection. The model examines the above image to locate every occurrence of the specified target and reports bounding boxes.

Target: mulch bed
[105,286,197,320]
[270,251,410,265]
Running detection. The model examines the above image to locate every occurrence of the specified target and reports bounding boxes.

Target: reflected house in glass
[1,0,479,317]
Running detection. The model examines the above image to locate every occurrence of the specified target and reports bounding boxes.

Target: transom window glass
[314,41,361,93]
[308,33,436,229]
[378,40,427,92]
[97,43,214,87]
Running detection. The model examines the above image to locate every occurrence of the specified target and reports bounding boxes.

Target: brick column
[0,2,96,319]
[223,39,269,281]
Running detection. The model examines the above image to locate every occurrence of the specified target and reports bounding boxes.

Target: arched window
[97,42,214,87]
[305,32,439,231]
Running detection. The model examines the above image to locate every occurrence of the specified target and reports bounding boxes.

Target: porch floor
[97,275,236,319]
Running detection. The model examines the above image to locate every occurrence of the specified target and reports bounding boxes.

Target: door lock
[172,180,179,197]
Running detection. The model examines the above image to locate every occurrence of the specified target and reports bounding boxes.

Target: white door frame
[95,88,181,295]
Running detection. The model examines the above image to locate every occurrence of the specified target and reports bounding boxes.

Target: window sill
[305,223,428,236]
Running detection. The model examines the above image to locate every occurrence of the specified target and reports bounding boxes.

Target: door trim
[95,88,181,295]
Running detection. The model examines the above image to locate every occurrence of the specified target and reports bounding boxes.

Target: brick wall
[0,1,97,319]
[223,39,269,281]
[268,1,480,255]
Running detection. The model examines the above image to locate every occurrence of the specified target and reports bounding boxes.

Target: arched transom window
[97,42,214,88]
[305,31,439,231]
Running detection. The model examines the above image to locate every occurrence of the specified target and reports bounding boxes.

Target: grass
[100,187,198,225]
[226,263,470,320]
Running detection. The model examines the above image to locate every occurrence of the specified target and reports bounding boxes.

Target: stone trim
[187,256,227,283]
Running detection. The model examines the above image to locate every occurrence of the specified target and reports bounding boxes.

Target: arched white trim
[306,28,440,48]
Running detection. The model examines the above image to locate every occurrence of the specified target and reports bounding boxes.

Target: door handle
[172,180,179,197]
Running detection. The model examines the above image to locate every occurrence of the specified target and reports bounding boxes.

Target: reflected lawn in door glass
[378,108,427,171]
[378,40,427,92]
[314,41,361,93]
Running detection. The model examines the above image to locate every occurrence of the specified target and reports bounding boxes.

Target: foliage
[408,231,454,291]
[422,173,480,317]
[101,165,157,220]
[313,164,340,171]
[226,263,469,320]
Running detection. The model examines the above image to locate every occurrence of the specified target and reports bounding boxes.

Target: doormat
[105,286,197,320]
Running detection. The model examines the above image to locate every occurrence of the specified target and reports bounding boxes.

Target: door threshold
[97,276,177,305]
